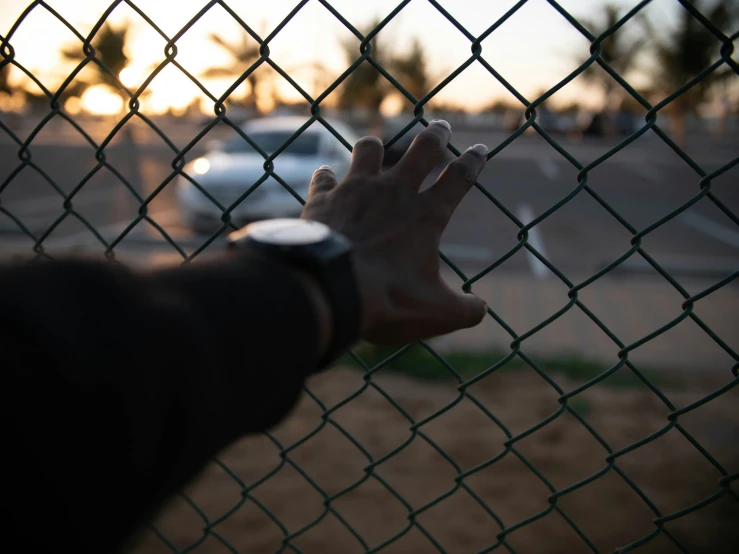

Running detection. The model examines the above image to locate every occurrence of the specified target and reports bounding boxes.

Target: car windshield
[223,131,320,156]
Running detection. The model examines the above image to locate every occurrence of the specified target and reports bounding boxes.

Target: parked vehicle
[177,117,359,232]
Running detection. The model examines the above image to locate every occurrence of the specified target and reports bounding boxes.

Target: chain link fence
[1,0,738,552]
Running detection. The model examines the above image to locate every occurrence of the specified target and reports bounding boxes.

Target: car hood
[191,153,321,188]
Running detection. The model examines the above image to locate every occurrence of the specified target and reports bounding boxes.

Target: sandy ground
[133,367,738,554]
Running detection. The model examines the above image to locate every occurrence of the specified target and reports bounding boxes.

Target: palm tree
[273,61,335,110]
[391,38,431,105]
[339,24,432,133]
[339,24,386,132]
[577,4,648,133]
[0,63,11,95]
[62,22,130,95]
[204,32,262,113]
[648,0,738,146]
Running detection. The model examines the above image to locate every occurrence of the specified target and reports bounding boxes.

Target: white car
[177,117,359,232]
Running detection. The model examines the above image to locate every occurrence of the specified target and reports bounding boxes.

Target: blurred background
[1,0,738,552]
[1,0,736,369]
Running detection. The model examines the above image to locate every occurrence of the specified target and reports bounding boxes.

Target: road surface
[1,116,737,371]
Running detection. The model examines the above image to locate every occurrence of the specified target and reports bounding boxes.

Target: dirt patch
[135,368,739,554]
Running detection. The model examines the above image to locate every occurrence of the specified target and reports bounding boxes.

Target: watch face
[246,218,331,245]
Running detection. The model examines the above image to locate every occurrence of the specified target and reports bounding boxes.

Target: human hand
[301,120,488,345]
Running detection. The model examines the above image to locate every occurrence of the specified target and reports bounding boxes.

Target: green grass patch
[566,396,593,417]
[332,343,674,389]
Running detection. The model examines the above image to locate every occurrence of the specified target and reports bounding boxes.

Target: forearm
[3,252,320,551]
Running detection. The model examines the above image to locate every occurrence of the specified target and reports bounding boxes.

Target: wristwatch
[227,218,362,371]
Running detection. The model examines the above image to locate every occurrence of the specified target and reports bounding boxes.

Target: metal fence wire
[1,0,738,552]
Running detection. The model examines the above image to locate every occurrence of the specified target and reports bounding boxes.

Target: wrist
[227,218,361,370]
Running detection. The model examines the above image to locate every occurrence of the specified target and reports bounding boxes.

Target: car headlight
[193,157,210,175]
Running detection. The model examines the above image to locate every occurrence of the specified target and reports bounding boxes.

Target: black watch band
[227,220,362,372]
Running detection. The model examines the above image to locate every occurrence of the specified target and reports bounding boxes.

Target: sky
[0,0,725,116]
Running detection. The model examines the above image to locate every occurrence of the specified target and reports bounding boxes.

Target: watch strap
[311,250,362,371]
[229,224,362,373]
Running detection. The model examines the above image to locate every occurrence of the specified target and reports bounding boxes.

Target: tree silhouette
[0,64,11,95]
[62,22,130,95]
[339,24,385,127]
[203,32,263,113]
[576,3,648,136]
[647,0,738,145]
[579,4,647,107]
[392,38,431,106]
[339,24,432,132]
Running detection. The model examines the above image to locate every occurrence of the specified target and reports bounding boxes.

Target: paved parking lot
[1,116,737,371]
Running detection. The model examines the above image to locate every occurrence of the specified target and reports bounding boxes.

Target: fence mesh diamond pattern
[1,0,737,552]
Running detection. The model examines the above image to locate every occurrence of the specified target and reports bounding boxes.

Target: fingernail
[316,165,334,172]
[467,144,488,157]
[429,119,452,132]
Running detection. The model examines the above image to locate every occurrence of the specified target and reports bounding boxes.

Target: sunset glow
[118,66,142,89]
[80,85,124,116]
[1,0,733,118]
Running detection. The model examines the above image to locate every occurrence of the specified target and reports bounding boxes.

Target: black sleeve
[2,251,318,552]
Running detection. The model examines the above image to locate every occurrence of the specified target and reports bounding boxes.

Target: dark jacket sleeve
[2,251,318,552]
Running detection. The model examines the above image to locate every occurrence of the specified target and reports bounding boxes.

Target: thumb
[441,289,487,333]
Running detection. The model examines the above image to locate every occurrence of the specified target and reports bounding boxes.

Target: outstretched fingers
[423,144,488,227]
[349,136,385,176]
[391,120,453,191]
